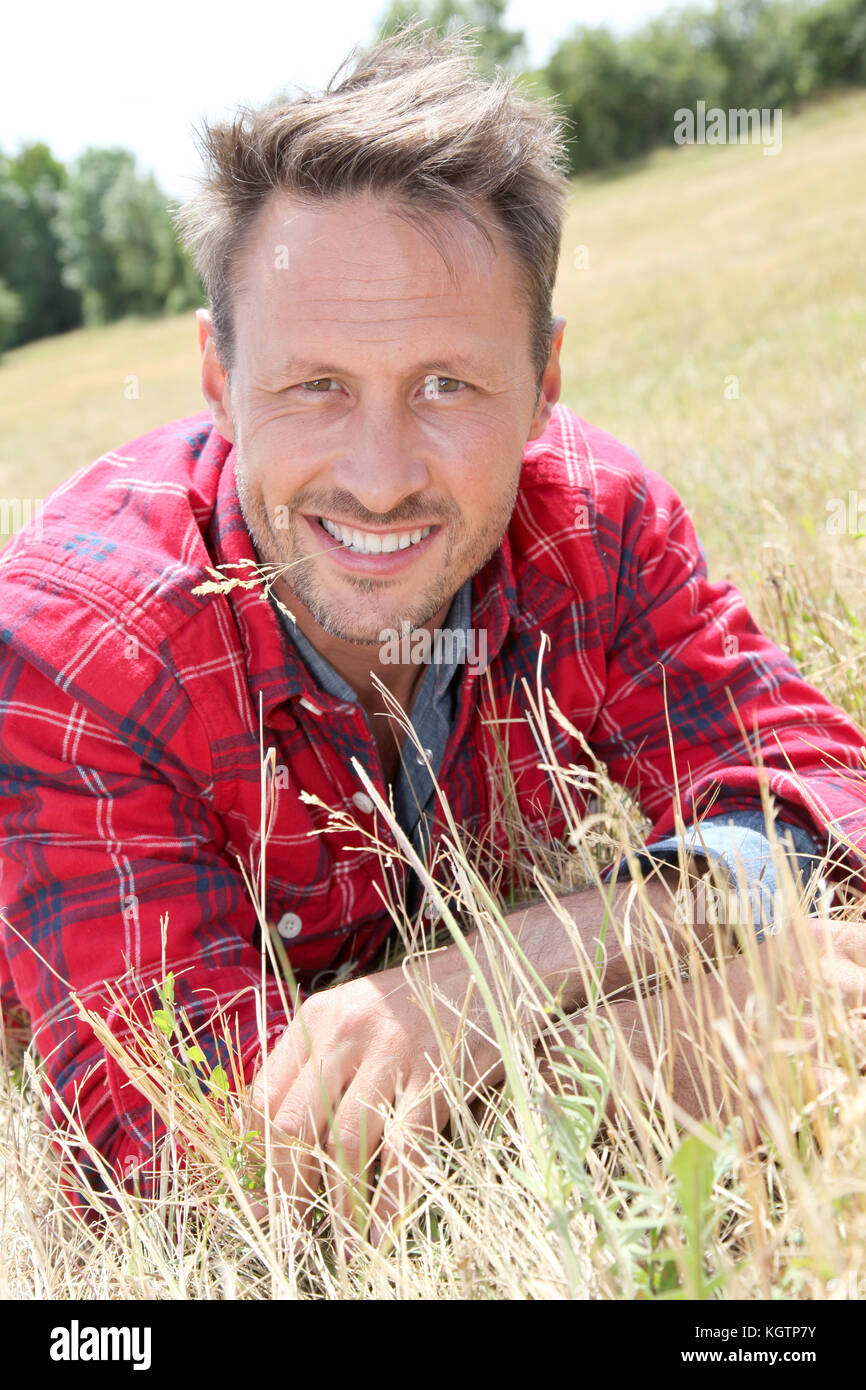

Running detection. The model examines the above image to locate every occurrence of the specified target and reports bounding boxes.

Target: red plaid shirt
[1,404,863,1190]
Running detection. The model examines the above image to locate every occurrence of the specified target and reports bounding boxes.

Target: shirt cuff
[606,810,825,942]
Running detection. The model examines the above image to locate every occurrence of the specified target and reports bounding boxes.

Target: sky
[2,0,684,199]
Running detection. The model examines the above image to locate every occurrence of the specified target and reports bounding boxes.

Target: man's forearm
[416,862,714,1099]
[493,863,706,1018]
[480,868,863,1132]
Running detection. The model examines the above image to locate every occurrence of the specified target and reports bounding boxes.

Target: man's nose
[331,399,430,516]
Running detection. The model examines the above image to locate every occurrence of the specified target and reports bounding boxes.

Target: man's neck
[274,579,454,713]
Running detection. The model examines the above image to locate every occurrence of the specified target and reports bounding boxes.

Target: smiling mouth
[318,516,434,555]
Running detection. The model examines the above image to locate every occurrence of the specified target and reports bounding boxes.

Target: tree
[53,148,201,326]
[799,0,866,85]
[541,0,866,176]
[694,0,818,109]
[0,278,22,358]
[546,26,671,171]
[102,164,201,315]
[374,0,526,72]
[0,143,81,347]
[53,148,135,324]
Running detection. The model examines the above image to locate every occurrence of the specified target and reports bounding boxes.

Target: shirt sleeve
[587,461,866,876]
[609,810,826,942]
[0,645,289,1207]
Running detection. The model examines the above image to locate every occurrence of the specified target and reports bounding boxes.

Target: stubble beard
[234,454,521,647]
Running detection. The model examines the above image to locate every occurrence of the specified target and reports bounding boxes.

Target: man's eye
[422,375,465,398]
[300,378,338,392]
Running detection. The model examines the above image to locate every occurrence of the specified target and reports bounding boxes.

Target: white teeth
[319,518,432,555]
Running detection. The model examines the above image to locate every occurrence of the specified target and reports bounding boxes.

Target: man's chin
[279,558,455,643]
[314,614,396,647]
[307,601,434,648]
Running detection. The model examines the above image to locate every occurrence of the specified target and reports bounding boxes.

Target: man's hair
[175,21,569,389]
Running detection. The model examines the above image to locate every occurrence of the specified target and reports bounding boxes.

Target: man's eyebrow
[278,352,497,379]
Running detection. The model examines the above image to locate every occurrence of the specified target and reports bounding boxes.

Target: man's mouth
[318,516,434,555]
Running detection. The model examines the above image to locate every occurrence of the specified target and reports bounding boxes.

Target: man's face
[201,191,561,647]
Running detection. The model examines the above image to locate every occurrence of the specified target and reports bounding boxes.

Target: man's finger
[253,1052,350,1230]
[248,1138,320,1239]
[249,1010,313,1118]
[370,1093,443,1249]
[266,1130,323,1228]
[321,1079,386,1242]
[274,1050,348,1152]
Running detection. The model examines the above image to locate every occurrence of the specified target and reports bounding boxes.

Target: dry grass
[2,92,866,1300]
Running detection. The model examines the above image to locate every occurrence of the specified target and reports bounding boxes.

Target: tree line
[0,145,201,357]
[1,0,864,359]
[381,0,866,169]
[537,0,866,171]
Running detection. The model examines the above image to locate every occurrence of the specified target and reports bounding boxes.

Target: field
[1,91,866,1302]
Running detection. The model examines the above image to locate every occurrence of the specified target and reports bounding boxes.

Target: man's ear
[527,316,566,442]
[197,308,234,444]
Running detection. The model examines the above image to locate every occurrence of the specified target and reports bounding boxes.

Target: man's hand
[245,867,693,1241]
[248,947,503,1244]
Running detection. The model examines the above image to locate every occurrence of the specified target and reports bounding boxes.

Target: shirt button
[276,911,302,940]
[416,747,434,765]
[352,792,375,814]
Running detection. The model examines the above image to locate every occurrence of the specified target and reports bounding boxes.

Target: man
[1,25,864,1233]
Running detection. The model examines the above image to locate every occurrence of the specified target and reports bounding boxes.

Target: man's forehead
[228,189,534,374]
[239,189,507,296]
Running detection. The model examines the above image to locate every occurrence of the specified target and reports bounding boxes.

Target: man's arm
[572,447,866,869]
[609,809,826,937]
[0,644,288,1205]
[247,782,830,1229]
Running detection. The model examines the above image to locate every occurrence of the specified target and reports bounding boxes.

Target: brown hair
[175,21,569,389]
